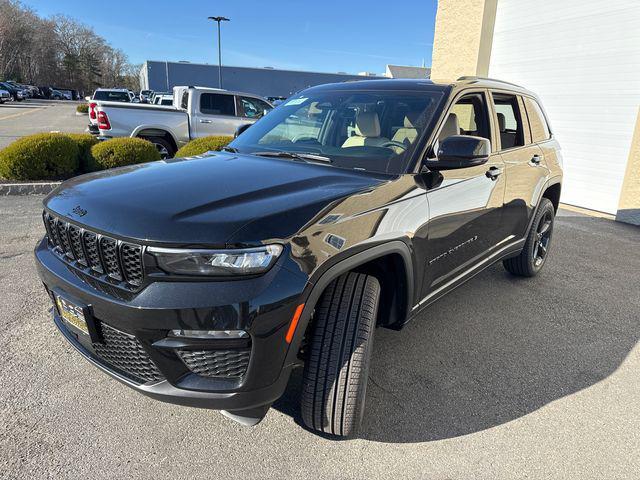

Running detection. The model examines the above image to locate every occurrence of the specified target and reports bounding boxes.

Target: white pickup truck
[88,86,273,157]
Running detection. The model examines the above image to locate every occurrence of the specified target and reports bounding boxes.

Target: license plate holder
[53,291,98,341]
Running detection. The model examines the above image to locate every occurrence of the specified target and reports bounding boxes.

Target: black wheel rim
[533,210,553,267]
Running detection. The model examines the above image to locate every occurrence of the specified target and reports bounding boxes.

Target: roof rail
[456,76,524,88]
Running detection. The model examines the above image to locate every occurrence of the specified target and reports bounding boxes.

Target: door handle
[531,154,542,165]
[199,119,212,124]
[486,166,502,180]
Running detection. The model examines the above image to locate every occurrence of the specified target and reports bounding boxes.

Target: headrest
[355,111,381,137]
[438,113,459,141]
[403,111,422,128]
[497,112,506,132]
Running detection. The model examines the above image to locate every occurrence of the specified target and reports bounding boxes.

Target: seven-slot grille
[43,211,144,289]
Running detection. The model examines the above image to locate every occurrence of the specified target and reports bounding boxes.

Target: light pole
[208,16,230,88]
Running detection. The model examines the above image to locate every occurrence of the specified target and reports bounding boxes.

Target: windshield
[93,90,130,102]
[229,88,446,174]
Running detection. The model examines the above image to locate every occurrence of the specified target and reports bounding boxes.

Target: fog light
[169,329,248,339]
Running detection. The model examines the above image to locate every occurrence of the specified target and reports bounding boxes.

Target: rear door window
[523,97,551,142]
[492,93,525,150]
[200,93,236,116]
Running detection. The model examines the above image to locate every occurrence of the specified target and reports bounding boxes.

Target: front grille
[43,212,144,289]
[178,349,251,378]
[93,323,164,384]
[101,237,122,280]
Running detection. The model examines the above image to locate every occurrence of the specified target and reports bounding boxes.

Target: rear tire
[503,198,555,277]
[140,136,174,159]
[301,272,380,437]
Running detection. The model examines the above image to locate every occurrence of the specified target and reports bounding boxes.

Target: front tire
[503,198,555,277]
[301,272,380,437]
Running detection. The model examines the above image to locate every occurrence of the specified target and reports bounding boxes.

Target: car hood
[44,152,388,246]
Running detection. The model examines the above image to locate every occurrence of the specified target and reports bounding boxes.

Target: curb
[0,182,60,196]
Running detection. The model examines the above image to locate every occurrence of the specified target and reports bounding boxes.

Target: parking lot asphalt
[0,195,638,479]
[0,100,87,149]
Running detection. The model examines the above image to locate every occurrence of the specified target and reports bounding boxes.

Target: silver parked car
[0,87,11,104]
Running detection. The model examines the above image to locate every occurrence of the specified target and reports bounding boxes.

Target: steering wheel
[380,140,408,151]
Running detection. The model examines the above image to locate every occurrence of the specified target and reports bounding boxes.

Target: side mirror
[424,135,490,170]
[234,123,252,138]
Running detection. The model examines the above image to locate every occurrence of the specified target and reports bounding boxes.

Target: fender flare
[131,125,180,148]
[283,240,414,367]
[525,175,562,235]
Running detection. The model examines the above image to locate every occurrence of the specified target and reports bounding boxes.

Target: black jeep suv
[35,78,562,437]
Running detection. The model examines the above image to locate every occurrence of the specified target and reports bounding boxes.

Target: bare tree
[0,0,138,93]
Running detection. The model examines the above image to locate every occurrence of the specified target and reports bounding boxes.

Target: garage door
[488,0,640,214]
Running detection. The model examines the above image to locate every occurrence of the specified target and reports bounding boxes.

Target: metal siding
[488,0,640,213]
[142,61,375,98]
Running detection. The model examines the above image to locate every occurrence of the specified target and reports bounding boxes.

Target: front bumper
[35,237,307,412]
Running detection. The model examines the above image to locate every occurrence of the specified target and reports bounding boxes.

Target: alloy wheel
[533,210,553,267]
[153,142,170,159]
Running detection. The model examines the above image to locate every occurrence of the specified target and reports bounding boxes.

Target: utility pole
[207,16,230,88]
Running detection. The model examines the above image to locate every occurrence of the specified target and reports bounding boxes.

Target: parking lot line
[0,106,47,121]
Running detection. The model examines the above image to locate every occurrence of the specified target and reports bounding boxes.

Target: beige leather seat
[392,111,422,146]
[342,112,389,148]
[438,113,459,141]
[497,112,517,148]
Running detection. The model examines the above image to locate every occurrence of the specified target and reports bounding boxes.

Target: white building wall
[488,0,640,213]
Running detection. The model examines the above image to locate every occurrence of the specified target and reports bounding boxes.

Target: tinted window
[181,92,189,110]
[93,91,130,102]
[524,97,551,142]
[200,93,235,116]
[448,92,491,140]
[492,93,525,149]
[239,96,272,118]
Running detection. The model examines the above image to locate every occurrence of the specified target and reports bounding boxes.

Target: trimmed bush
[65,133,99,173]
[175,136,233,158]
[90,137,161,170]
[0,133,79,180]
[76,103,89,114]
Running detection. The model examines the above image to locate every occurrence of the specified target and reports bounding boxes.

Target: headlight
[149,244,283,276]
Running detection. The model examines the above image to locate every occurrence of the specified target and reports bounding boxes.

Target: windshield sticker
[284,97,307,106]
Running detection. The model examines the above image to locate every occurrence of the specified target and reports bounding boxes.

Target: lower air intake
[93,323,164,384]
[178,349,250,378]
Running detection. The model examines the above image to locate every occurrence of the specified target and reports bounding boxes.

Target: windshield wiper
[222,146,239,153]
[251,150,332,163]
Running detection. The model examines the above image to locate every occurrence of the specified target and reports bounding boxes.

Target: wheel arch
[542,181,562,212]
[132,126,179,153]
[285,241,415,365]
[524,176,562,236]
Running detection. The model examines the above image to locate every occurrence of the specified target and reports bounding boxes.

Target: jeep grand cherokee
[35,77,562,437]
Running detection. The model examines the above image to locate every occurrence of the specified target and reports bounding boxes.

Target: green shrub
[175,136,233,158]
[76,103,89,114]
[90,137,161,170]
[0,133,79,180]
[65,133,99,173]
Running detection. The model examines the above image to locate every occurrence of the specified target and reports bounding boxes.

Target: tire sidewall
[526,199,555,274]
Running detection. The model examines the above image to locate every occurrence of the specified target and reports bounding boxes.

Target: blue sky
[25,0,437,74]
